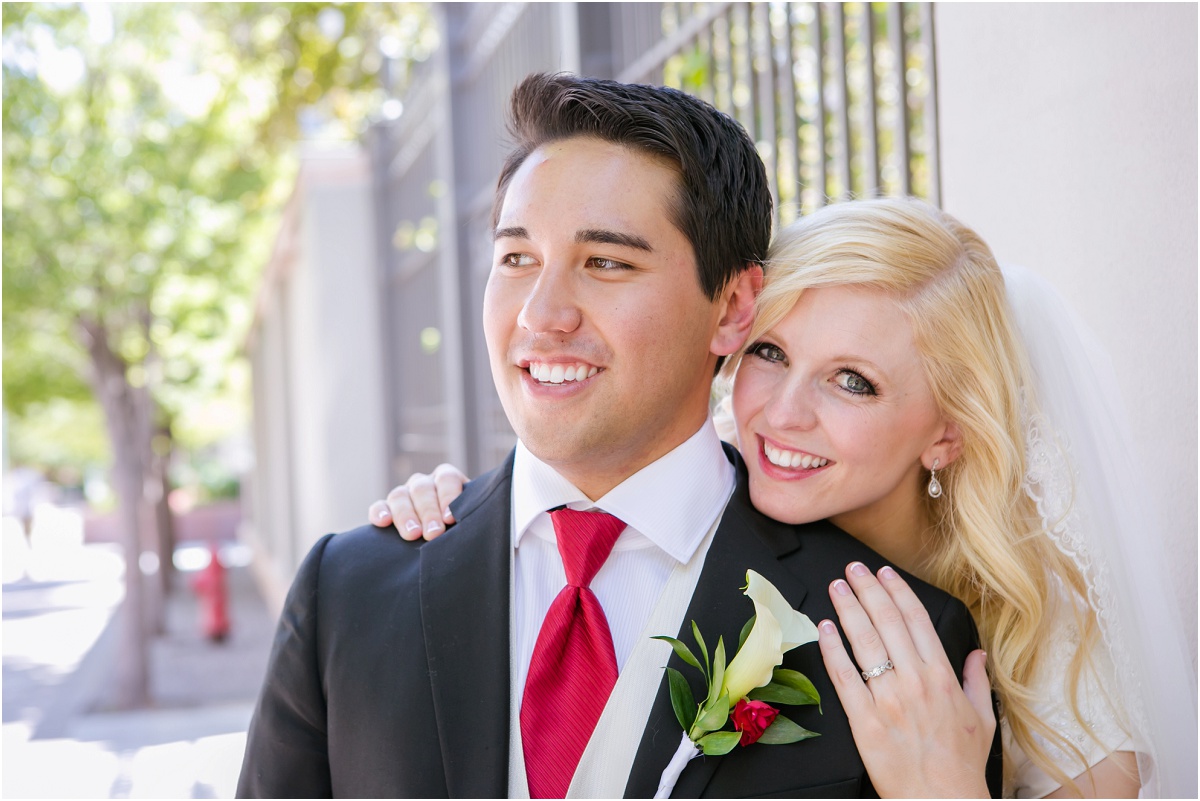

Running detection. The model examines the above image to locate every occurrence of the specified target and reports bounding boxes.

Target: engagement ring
[861,659,893,681]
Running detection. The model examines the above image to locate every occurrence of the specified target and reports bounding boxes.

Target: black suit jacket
[238,447,1001,797]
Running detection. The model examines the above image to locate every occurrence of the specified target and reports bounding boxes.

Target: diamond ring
[861,659,894,681]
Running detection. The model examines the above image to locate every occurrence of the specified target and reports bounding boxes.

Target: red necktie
[521,508,626,799]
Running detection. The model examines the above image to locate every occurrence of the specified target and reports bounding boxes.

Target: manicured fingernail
[376,508,390,522]
[405,519,421,533]
[879,566,898,580]
[443,508,454,522]
[833,579,851,596]
[849,562,869,576]
[425,520,443,534]
[819,620,837,634]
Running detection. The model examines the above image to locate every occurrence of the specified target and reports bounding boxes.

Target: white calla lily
[721,570,819,702]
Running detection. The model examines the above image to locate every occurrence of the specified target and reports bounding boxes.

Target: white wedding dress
[1001,579,1144,798]
[1005,264,1194,798]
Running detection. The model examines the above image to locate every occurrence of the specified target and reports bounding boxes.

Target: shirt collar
[512,418,735,565]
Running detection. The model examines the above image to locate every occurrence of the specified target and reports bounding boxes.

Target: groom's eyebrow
[576,228,653,252]
[494,226,529,241]
[492,225,654,253]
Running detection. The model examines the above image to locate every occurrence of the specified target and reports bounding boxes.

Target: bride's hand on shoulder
[367,463,469,541]
[817,562,995,798]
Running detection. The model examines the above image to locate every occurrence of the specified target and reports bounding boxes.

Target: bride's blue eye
[834,370,876,396]
[747,341,787,364]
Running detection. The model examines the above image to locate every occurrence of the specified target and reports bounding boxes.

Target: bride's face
[732,285,952,534]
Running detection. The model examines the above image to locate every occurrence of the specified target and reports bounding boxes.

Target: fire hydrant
[191,543,230,642]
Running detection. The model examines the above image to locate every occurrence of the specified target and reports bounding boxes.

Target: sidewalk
[3,541,274,799]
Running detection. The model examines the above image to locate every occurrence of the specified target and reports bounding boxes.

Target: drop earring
[927,458,943,499]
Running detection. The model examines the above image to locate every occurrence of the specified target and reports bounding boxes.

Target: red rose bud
[731,699,779,746]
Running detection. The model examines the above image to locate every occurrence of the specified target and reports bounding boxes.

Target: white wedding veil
[1003,263,1197,797]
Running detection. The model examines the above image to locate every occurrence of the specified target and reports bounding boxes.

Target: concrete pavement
[3,534,274,799]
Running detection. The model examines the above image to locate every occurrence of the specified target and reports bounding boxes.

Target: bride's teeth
[550,365,565,384]
[564,366,576,382]
[588,367,598,378]
[765,442,827,470]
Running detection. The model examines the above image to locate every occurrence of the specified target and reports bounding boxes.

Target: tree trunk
[153,424,176,598]
[80,317,156,708]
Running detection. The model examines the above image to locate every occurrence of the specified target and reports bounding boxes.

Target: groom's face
[483,136,728,499]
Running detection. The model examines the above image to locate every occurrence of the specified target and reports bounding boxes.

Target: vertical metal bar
[558,1,581,73]
[752,2,778,225]
[828,2,851,200]
[920,1,940,206]
[776,2,801,220]
[705,19,718,106]
[732,3,754,131]
[862,2,881,196]
[813,2,828,206]
[716,6,733,113]
[889,1,911,196]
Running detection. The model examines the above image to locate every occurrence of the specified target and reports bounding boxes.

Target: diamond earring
[927,458,943,499]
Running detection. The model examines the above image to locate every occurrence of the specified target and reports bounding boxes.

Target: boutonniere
[651,570,821,798]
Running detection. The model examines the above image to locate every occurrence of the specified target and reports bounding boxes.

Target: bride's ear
[711,264,763,357]
[922,421,964,470]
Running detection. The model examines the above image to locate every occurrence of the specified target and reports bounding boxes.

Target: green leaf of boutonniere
[737,614,756,651]
[697,730,741,756]
[706,637,726,709]
[691,620,710,681]
[666,667,697,732]
[747,668,822,709]
[754,713,820,745]
[653,635,704,673]
[694,692,730,734]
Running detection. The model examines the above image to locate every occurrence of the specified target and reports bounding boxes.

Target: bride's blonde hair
[729,197,1108,793]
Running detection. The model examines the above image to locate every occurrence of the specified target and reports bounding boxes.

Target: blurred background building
[245,4,1198,661]
[4,3,1195,798]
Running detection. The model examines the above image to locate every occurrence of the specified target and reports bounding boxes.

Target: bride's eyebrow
[576,228,653,252]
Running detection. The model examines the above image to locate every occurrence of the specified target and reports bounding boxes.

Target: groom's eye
[500,252,536,268]
[586,256,634,271]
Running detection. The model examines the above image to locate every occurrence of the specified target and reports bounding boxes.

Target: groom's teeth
[765,443,827,470]
[529,362,597,384]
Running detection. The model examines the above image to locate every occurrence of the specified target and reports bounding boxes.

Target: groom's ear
[711,264,762,357]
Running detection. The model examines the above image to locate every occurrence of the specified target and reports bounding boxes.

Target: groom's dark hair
[493,72,772,301]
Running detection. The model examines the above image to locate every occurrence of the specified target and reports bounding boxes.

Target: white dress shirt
[510,418,735,702]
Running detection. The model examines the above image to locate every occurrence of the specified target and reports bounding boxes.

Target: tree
[2,2,433,708]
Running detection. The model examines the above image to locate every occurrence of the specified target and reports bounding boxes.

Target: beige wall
[246,146,389,614]
[935,3,1197,663]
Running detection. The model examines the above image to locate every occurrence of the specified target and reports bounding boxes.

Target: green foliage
[2,2,431,475]
[755,714,819,745]
[666,666,697,732]
[652,635,705,674]
[697,730,741,756]
[747,667,822,709]
[656,585,821,751]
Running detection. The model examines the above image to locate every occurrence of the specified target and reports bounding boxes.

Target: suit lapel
[420,451,515,798]
[625,448,808,798]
